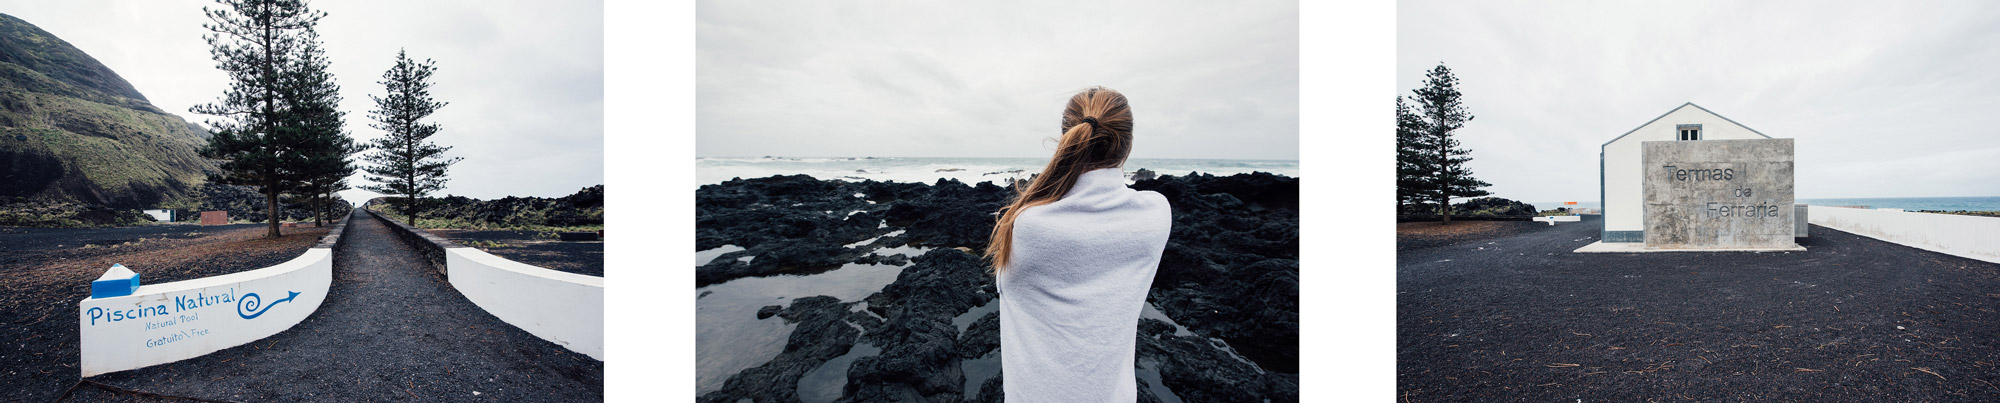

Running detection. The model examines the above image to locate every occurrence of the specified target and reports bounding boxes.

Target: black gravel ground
[3,223,329,402]
[66,209,602,402]
[1396,220,1563,253]
[0,223,264,253]
[1399,215,2000,401]
[428,229,603,277]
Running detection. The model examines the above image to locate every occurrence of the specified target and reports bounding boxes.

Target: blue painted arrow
[238,290,301,319]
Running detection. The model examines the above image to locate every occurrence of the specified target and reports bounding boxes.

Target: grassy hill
[0,13,217,211]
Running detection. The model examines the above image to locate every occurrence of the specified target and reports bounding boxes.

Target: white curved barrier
[446,248,605,360]
[1809,205,2000,264]
[78,247,333,376]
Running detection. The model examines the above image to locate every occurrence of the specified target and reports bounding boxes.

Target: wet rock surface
[696,172,1299,401]
[699,296,881,403]
[1136,318,1301,402]
[842,249,997,401]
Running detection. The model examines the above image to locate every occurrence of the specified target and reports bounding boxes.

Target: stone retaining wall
[367,209,454,276]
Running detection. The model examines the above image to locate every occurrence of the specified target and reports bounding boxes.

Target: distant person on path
[987,86,1171,402]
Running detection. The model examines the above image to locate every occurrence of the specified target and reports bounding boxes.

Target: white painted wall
[446,248,604,360]
[1808,206,2000,264]
[78,248,332,377]
[1603,103,1772,235]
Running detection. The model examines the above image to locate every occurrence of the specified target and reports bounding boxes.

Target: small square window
[1677,124,1702,141]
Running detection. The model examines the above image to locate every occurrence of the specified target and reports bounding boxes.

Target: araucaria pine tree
[1395,96,1430,213]
[192,0,329,238]
[361,50,459,226]
[282,38,361,227]
[1407,63,1489,224]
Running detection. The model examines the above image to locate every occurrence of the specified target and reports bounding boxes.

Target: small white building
[1600,103,1772,242]
[142,209,175,222]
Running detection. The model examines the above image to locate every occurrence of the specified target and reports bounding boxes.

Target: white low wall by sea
[1808,205,2000,264]
[78,244,336,377]
[446,248,605,360]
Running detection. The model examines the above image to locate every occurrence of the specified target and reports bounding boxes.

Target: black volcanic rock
[844,249,997,401]
[1136,318,1300,402]
[1133,173,1301,373]
[411,185,604,228]
[957,311,999,359]
[882,178,1009,249]
[696,171,1300,400]
[1453,196,1538,217]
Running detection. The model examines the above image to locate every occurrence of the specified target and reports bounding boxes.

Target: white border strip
[78,248,333,377]
[1809,205,2000,264]
[446,248,605,360]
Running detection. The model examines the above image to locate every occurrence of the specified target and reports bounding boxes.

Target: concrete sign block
[1641,138,1796,248]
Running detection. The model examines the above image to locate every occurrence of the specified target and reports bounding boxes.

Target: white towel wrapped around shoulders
[999,167,1172,402]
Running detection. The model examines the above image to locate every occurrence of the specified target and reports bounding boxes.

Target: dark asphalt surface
[70,209,602,402]
[1399,215,2000,401]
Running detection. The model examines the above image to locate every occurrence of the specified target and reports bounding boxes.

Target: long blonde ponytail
[986,86,1134,271]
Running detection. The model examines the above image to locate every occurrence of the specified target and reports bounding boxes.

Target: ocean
[1798,196,2000,212]
[1526,197,2000,213]
[696,157,1299,186]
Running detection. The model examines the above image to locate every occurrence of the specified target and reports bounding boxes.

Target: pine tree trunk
[265,179,282,238]
[261,9,281,238]
[1437,130,1452,225]
[314,192,324,227]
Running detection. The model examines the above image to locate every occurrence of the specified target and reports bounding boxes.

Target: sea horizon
[1523,196,2000,213]
[695,156,1300,187]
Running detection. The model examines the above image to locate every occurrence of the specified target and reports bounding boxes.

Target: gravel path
[1399,215,2000,401]
[69,209,602,401]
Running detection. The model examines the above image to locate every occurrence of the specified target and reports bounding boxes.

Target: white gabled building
[1600,102,1773,242]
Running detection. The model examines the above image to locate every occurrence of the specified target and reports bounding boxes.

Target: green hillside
[0,13,216,210]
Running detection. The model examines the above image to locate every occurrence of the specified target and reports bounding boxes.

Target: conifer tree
[192,0,327,238]
[1395,96,1430,213]
[361,50,459,226]
[280,38,359,227]
[1409,63,1490,224]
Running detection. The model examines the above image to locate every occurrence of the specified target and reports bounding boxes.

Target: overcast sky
[3,0,602,205]
[697,0,1298,160]
[1400,0,2000,203]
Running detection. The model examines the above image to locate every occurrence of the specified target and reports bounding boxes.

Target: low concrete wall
[368,210,603,360]
[447,248,605,360]
[78,213,349,377]
[367,209,453,276]
[1808,206,2000,264]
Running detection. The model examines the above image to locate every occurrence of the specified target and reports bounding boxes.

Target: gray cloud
[697,0,1299,160]
[4,0,602,205]
[1400,0,2000,203]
